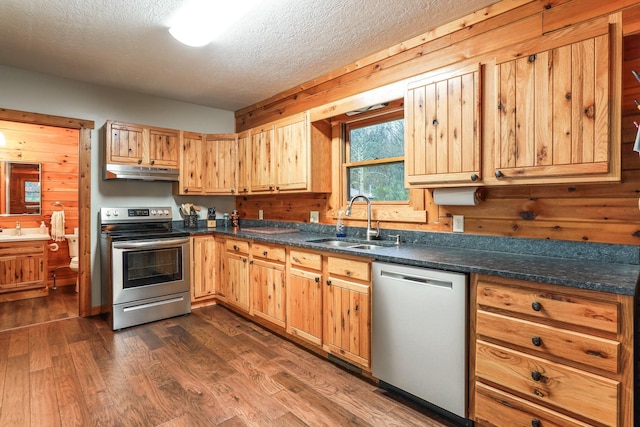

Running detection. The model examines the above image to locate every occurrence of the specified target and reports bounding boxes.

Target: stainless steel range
[100,207,191,330]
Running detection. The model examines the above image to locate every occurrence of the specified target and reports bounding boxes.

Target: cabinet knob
[233,245,239,251]
[531,370,542,382]
[531,301,542,311]
[495,170,504,178]
[314,277,320,283]
[326,280,332,286]
[470,173,478,182]
[531,419,541,427]
[230,188,235,194]
[531,336,542,347]
[276,186,280,191]
[150,160,155,165]
[263,251,268,256]
[243,258,247,264]
[137,159,142,165]
[243,187,248,193]
[184,188,189,193]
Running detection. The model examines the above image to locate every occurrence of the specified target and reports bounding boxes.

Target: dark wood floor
[0,304,455,426]
[0,285,78,331]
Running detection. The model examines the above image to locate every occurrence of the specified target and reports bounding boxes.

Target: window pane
[349,119,404,162]
[348,162,409,201]
[24,181,40,203]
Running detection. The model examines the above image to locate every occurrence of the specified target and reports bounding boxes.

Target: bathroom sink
[0,228,50,242]
[348,244,383,250]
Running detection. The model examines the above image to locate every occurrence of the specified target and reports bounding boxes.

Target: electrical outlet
[452,215,464,233]
[310,211,319,223]
[258,209,263,220]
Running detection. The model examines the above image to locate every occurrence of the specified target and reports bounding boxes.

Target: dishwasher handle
[379,270,453,289]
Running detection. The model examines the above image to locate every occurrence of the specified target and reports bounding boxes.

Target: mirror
[0,161,42,215]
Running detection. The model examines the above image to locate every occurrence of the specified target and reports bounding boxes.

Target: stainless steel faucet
[345,194,379,241]
[15,221,21,236]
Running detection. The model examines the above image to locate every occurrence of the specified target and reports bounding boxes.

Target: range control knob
[151,209,157,216]
[163,209,169,216]
[113,210,119,216]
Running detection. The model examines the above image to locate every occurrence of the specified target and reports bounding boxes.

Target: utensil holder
[184,214,198,228]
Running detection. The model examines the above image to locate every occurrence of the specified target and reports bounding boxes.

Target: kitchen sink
[306,238,387,250]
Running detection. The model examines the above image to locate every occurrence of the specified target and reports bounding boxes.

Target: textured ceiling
[0,0,498,111]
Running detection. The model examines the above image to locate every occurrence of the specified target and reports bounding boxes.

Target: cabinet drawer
[476,279,619,335]
[476,341,619,426]
[475,383,591,427]
[251,243,285,263]
[289,249,322,271]
[225,239,249,254]
[477,310,620,374]
[327,256,370,282]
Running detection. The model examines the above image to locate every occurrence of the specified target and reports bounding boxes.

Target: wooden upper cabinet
[204,134,238,195]
[236,131,250,194]
[274,112,308,191]
[148,128,180,168]
[179,131,204,194]
[249,111,331,194]
[250,123,275,192]
[491,25,621,184]
[105,120,179,169]
[405,63,482,187]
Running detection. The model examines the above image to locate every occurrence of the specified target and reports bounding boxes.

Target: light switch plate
[310,211,319,223]
[258,209,263,220]
[452,215,464,233]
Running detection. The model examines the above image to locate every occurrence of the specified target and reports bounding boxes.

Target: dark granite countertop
[177,222,639,296]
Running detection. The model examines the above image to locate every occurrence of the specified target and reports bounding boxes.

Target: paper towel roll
[48,243,59,252]
[433,187,482,206]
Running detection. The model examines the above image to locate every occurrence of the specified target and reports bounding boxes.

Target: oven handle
[112,237,190,250]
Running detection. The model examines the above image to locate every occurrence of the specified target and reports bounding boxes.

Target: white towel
[51,210,65,241]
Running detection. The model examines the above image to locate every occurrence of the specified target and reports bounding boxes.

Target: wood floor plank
[28,324,52,372]
[0,355,30,427]
[7,328,29,357]
[51,353,92,426]
[29,367,61,427]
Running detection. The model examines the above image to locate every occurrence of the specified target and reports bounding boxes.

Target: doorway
[0,108,93,329]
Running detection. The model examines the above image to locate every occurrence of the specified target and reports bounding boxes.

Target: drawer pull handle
[531,301,542,311]
[531,370,543,382]
[233,245,239,251]
[263,251,268,256]
[531,336,542,347]
[531,419,541,427]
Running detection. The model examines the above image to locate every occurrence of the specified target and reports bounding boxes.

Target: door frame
[0,108,94,317]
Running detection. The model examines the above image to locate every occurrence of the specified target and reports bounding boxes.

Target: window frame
[329,99,426,224]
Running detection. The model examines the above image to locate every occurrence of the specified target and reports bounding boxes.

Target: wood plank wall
[0,120,79,286]
[236,0,640,246]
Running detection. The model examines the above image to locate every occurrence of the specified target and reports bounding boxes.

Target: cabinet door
[191,236,216,301]
[180,132,204,194]
[0,256,17,289]
[148,127,179,168]
[105,121,145,166]
[236,131,250,194]
[494,33,614,182]
[250,125,274,192]
[250,258,286,327]
[288,267,322,345]
[204,134,238,195]
[324,276,371,367]
[274,112,308,191]
[226,252,249,311]
[405,63,482,186]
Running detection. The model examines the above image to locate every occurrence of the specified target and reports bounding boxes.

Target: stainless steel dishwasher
[372,262,469,424]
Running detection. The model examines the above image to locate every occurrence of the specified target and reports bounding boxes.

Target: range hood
[104,164,179,182]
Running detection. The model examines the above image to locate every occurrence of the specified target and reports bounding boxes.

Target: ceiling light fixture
[169,0,261,47]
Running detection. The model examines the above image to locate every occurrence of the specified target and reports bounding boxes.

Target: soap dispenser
[40,221,48,234]
[336,210,346,238]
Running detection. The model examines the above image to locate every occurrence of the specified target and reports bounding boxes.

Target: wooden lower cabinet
[287,249,323,345]
[250,243,286,327]
[0,241,48,302]
[470,274,634,426]
[220,238,250,311]
[323,255,371,369]
[190,235,217,303]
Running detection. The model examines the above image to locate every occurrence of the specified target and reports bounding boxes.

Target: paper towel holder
[432,187,485,206]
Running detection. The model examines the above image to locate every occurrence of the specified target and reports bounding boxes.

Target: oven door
[111,237,190,305]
